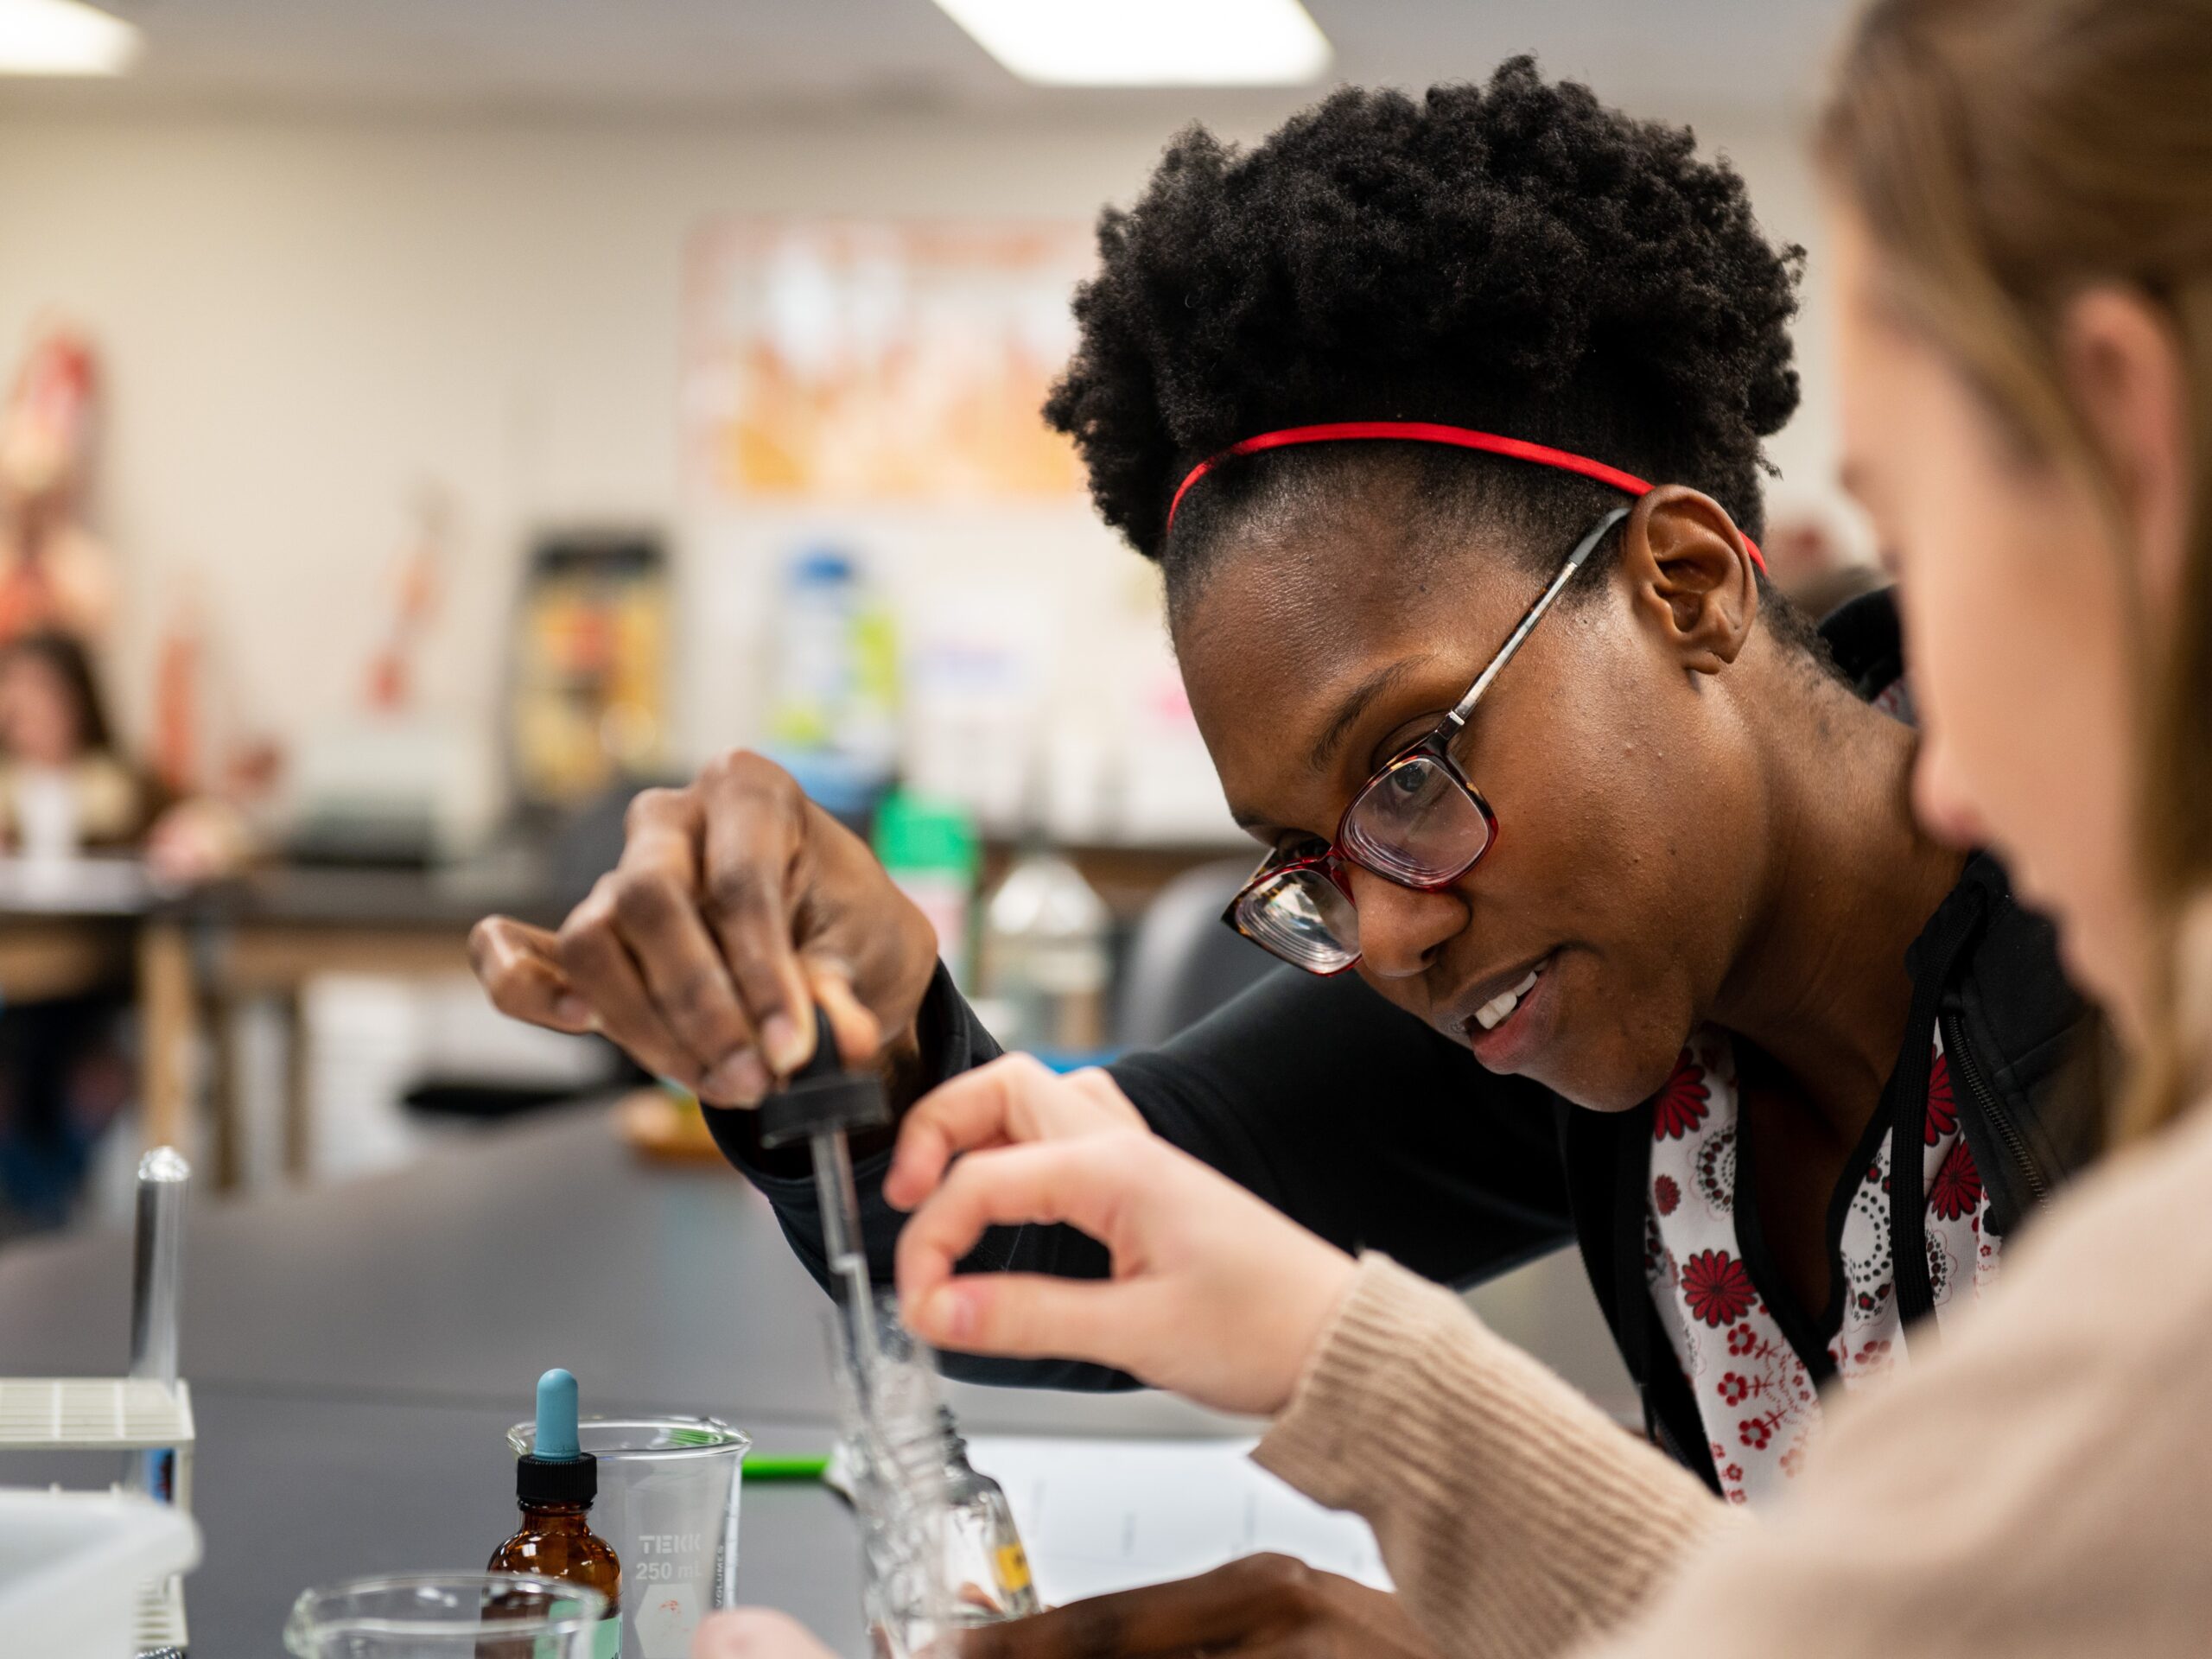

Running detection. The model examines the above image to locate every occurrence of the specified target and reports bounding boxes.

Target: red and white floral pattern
[1646,1027,2000,1505]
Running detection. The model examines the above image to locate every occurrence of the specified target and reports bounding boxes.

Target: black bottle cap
[757,1005,890,1150]
[517,1450,597,1508]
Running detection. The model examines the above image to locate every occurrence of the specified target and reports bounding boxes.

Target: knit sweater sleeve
[1253,1253,1745,1659]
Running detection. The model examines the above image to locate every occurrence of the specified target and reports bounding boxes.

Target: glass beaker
[507,1415,750,1659]
[283,1573,606,1658]
[829,1299,1036,1657]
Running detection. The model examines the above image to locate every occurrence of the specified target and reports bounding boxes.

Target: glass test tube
[127,1145,190,1500]
[811,1126,881,1415]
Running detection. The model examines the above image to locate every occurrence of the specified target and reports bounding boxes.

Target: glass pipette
[758,1007,893,1417]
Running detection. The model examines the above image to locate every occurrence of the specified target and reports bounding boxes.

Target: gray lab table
[0,1104,1632,1654]
[0,1105,1253,1655]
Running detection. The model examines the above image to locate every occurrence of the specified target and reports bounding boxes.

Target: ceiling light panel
[0,0,140,76]
[932,0,1332,87]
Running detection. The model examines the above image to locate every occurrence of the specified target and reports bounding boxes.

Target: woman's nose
[1345,865,1465,978]
[1913,728,1992,849]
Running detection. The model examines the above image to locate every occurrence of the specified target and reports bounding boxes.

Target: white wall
[0,102,1842,777]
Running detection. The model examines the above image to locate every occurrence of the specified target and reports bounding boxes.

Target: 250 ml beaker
[507,1414,750,1659]
[284,1573,606,1658]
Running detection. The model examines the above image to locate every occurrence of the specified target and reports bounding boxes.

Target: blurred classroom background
[0,0,1870,1241]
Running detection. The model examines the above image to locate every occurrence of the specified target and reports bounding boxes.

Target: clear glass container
[831,1301,1039,1656]
[283,1573,606,1658]
[505,1415,751,1659]
[918,1408,1039,1627]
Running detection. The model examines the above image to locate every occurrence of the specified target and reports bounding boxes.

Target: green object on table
[746,1454,830,1481]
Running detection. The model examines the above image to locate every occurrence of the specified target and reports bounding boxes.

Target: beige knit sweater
[1255,1102,2212,1659]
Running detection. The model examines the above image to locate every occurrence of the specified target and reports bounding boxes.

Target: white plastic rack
[0,1376,196,1651]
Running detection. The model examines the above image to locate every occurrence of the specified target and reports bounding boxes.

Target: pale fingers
[894,1131,1160,1308]
[886,1055,1137,1211]
[906,1268,1147,1368]
[691,1608,839,1659]
[1061,1065,1147,1124]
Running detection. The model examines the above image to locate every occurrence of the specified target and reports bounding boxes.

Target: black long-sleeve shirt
[712,962,1574,1390]
[706,594,2100,1483]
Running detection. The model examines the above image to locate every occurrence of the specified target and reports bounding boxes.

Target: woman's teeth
[1473,968,1543,1032]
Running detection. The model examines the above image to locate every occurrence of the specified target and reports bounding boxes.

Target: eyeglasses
[1222,505,1630,974]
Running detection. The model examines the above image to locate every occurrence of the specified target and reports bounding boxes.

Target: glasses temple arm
[1444,505,1630,728]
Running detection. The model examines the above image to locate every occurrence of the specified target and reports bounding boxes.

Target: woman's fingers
[608,812,763,1089]
[806,963,882,1066]
[539,778,818,1103]
[556,875,703,1090]
[692,1608,839,1659]
[475,752,950,1114]
[886,1056,1143,1211]
[896,1131,1159,1307]
[887,1056,1056,1210]
[468,917,594,1033]
[899,1129,1361,1417]
[1062,1065,1145,1120]
[958,1556,1371,1659]
[692,754,819,1077]
[907,1268,1147,1365]
[488,785,887,1109]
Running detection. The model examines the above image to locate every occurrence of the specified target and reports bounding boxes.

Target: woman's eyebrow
[1306,656,1432,777]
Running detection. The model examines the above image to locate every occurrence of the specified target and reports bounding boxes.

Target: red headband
[1164,421,1767,574]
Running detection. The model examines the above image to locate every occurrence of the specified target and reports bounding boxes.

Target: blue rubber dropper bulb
[536,1367,582,1462]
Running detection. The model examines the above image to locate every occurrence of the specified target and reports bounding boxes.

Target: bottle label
[536,1603,623,1659]
[995,1541,1033,1597]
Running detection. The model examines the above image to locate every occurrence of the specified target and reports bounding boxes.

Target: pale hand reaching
[691,1609,836,1659]
[889,1055,1357,1418]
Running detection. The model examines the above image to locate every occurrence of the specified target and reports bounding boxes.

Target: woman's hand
[470,750,940,1105]
[962,1560,1439,1659]
[683,1566,1434,1659]
[884,1054,1145,1212]
[892,1059,1355,1417]
[691,1609,837,1659]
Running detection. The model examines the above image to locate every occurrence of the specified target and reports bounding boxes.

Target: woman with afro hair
[477,58,2099,1658]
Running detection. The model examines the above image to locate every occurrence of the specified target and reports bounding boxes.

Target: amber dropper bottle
[489,1368,623,1658]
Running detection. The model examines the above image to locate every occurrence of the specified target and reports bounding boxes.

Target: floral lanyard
[1644,1027,2002,1503]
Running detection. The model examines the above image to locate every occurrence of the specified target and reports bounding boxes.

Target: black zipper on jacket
[1887,887,1991,1335]
[1940,1007,2050,1207]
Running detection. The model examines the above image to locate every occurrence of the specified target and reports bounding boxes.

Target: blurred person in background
[0,630,149,853]
[694,0,2212,1655]
[0,324,117,645]
[0,631,141,1230]
[0,632,244,1231]
[0,629,248,878]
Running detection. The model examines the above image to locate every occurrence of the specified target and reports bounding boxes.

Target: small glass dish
[283,1571,607,1657]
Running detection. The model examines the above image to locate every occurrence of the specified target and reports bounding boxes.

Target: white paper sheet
[963,1434,1391,1606]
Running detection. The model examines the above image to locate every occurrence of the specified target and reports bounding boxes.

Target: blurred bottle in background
[507,531,671,817]
[977,839,1109,1062]
[764,548,896,828]
[873,791,980,988]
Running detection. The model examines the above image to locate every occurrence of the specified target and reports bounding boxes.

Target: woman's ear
[2060,287,2191,612]
[1619,486,1762,674]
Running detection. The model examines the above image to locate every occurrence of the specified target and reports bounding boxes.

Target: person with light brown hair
[691,1,2212,1656]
